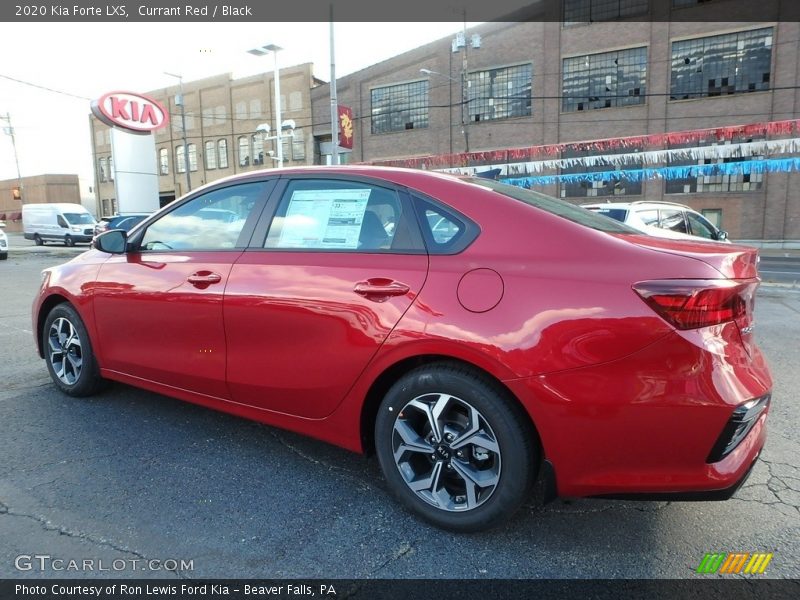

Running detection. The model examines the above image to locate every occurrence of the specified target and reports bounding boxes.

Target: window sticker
[278,189,371,249]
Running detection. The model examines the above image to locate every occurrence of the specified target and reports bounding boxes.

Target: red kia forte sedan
[33,167,771,531]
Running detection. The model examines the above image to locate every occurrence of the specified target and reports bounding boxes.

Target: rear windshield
[585,207,629,223]
[465,178,638,234]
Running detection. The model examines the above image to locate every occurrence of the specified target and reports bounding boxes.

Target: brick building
[310,2,800,241]
[0,174,81,233]
[90,63,321,217]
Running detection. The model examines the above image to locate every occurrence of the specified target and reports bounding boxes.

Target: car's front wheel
[34,234,43,246]
[375,363,538,532]
[64,235,75,247]
[43,303,104,397]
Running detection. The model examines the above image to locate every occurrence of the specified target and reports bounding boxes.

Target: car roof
[583,201,692,211]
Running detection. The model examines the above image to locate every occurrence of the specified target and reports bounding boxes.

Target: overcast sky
[0,22,472,186]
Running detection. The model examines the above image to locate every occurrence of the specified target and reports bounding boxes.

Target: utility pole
[461,19,470,153]
[164,72,191,193]
[2,113,24,202]
[329,4,340,165]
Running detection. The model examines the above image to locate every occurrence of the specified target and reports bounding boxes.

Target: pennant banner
[503,158,800,188]
[367,119,800,170]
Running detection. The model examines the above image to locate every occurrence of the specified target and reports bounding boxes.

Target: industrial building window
[252,134,265,166]
[371,80,429,134]
[250,99,262,119]
[205,141,217,170]
[665,139,765,194]
[563,0,649,23]
[235,102,247,120]
[238,136,250,167]
[187,144,198,172]
[670,28,773,100]
[218,139,229,169]
[98,158,107,183]
[468,63,532,122]
[159,148,169,175]
[292,130,306,161]
[176,146,186,174]
[108,156,114,181]
[559,147,643,198]
[562,47,647,112]
[289,91,303,111]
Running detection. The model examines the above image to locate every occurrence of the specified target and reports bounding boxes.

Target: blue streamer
[503,158,800,188]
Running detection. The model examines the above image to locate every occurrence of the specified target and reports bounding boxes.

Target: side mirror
[717,230,728,241]
[94,229,128,254]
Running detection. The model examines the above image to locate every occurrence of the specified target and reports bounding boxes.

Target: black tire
[34,234,43,246]
[0,253,7,261]
[64,235,75,247]
[42,303,104,397]
[375,363,538,532]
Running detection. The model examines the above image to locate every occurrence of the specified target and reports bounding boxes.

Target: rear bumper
[591,449,760,501]
[505,326,772,499]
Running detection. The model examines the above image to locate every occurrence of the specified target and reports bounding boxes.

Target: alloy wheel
[391,392,501,511]
[47,317,83,385]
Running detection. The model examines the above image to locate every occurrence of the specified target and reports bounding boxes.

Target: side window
[57,215,69,228]
[659,209,688,234]
[264,179,418,252]
[413,195,477,254]
[686,212,717,240]
[636,209,659,227]
[140,181,267,251]
[426,209,461,245]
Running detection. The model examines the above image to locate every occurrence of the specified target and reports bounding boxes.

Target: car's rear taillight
[633,279,758,330]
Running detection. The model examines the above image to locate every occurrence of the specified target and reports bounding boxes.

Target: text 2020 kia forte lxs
[33,167,771,531]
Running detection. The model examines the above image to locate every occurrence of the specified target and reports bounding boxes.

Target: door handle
[353,278,410,301]
[187,271,222,287]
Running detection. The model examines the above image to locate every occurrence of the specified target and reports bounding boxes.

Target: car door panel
[92,179,272,398]
[224,252,427,418]
[94,252,237,398]
[223,177,428,419]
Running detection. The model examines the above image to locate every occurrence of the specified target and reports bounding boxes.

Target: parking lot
[0,250,798,580]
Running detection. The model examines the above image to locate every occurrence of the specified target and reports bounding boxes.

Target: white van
[22,203,97,246]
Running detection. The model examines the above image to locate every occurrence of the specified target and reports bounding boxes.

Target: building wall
[311,4,799,240]
[90,63,318,218]
[0,174,81,233]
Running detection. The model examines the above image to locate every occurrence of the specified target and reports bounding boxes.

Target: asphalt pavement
[0,250,798,581]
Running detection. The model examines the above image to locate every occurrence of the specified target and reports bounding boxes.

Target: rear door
[224,177,428,418]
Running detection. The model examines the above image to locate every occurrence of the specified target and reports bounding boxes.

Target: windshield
[64,213,95,225]
[465,178,638,234]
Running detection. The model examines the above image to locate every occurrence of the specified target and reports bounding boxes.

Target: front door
[93,180,271,398]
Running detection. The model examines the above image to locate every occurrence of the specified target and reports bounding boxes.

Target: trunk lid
[615,234,759,279]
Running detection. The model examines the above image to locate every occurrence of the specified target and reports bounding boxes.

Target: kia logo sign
[91,91,169,134]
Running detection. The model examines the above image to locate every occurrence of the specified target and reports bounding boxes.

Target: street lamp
[255,119,296,166]
[163,72,191,193]
[248,43,286,168]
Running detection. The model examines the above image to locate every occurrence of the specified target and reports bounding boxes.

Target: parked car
[22,203,97,246]
[582,201,730,243]
[0,221,8,260]
[33,167,771,531]
[93,214,151,240]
